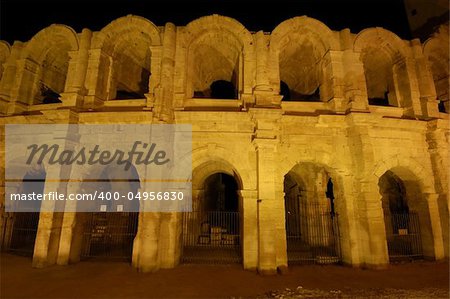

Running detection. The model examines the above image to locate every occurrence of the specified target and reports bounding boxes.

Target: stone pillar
[274,175,288,269]
[410,39,440,118]
[346,119,389,267]
[0,42,24,114]
[422,193,445,260]
[357,180,389,268]
[60,29,92,108]
[154,23,176,122]
[255,31,270,91]
[254,31,280,107]
[83,49,112,108]
[7,58,40,114]
[56,211,77,265]
[333,174,361,265]
[253,138,282,274]
[147,46,161,109]
[33,125,78,267]
[132,210,161,273]
[56,173,85,265]
[325,50,347,113]
[340,29,369,112]
[392,57,422,117]
[426,119,449,257]
[32,164,65,268]
[239,189,258,270]
[158,212,182,268]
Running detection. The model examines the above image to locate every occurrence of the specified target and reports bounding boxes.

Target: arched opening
[379,170,427,262]
[35,47,70,104]
[7,164,46,256]
[284,163,341,264]
[188,31,241,100]
[361,48,397,107]
[182,172,241,264]
[423,30,449,114]
[112,47,151,100]
[79,163,140,261]
[426,52,449,113]
[278,34,325,102]
[109,42,151,100]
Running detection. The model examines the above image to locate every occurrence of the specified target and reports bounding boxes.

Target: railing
[182,210,241,264]
[3,212,40,257]
[385,212,423,261]
[286,202,341,264]
[80,212,138,261]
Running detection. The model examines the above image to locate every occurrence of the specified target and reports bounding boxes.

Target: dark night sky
[0,0,412,44]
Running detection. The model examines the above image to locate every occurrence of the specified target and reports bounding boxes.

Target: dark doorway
[284,172,341,265]
[380,171,423,262]
[182,173,241,264]
[5,166,46,256]
[80,164,140,261]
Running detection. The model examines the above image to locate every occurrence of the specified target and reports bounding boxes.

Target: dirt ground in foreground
[1,254,448,299]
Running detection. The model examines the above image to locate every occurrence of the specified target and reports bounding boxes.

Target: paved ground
[1,254,448,298]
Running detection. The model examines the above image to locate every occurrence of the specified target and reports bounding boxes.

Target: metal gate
[182,210,241,264]
[385,212,423,261]
[3,212,40,256]
[286,202,341,264]
[81,212,138,261]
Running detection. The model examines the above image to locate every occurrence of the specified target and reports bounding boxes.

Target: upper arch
[354,27,409,61]
[371,154,435,194]
[191,145,255,190]
[92,15,162,54]
[183,15,253,51]
[270,16,338,52]
[24,24,79,63]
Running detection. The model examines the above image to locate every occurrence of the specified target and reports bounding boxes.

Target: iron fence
[182,210,241,264]
[3,212,40,257]
[80,212,138,261]
[286,202,341,264]
[385,212,423,261]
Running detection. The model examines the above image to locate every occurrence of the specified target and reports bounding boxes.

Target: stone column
[273,175,288,269]
[346,119,389,267]
[154,23,176,122]
[0,42,24,114]
[56,167,85,266]
[253,138,281,274]
[333,173,361,265]
[61,29,92,108]
[146,46,161,109]
[158,212,182,268]
[239,189,258,270]
[392,56,422,117]
[422,193,445,260]
[7,58,40,114]
[426,119,449,257]
[340,29,369,112]
[357,180,389,268]
[32,164,65,268]
[254,31,280,107]
[325,50,347,114]
[132,210,161,273]
[83,49,112,109]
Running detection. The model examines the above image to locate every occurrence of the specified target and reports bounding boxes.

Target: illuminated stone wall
[0,15,448,273]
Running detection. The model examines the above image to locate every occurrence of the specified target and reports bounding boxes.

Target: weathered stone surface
[0,15,448,274]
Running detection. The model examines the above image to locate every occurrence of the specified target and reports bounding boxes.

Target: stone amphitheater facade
[0,15,448,273]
